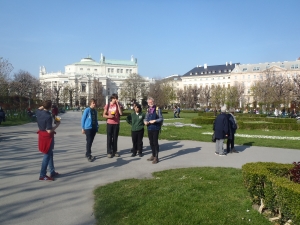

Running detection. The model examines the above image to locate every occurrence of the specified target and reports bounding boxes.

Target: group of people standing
[81,95,163,165]
[213,106,238,156]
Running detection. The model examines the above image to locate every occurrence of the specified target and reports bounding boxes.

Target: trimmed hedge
[192,117,215,125]
[242,162,300,224]
[235,114,267,118]
[238,117,296,124]
[191,116,300,130]
[239,121,300,130]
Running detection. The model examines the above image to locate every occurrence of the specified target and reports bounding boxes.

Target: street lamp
[28,88,32,109]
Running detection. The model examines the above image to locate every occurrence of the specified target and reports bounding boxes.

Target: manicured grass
[94,167,271,225]
[98,112,300,150]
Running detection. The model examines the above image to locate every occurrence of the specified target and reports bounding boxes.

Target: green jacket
[126,112,145,131]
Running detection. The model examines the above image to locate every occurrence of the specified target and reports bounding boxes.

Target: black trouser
[148,130,159,157]
[226,134,235,152]
[107,123,120,154]
[85,129,97,157]
[131,128,144,154]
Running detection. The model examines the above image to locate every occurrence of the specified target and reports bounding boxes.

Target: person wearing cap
[103,93,123,158]
[226,108,238,153]
[213,106,229,156]
[126,104,145,157]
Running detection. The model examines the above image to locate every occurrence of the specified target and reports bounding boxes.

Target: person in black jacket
[226,109,238,153]
[213,106,229,156]
[0,106,6,125]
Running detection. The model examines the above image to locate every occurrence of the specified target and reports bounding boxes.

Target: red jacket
[37,130,55,154]
[52,108,58,116]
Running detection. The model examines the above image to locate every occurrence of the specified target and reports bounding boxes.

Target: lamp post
[28,88,32,109]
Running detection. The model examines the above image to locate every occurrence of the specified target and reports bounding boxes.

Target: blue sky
[1,0,299,79]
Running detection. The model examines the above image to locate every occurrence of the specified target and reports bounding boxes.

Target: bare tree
[199,85,211,107]
[148,81,165,108]
[119,73,148,103]
[92,78,105,107]
[0,57,13,105]
[292,74,300,105]
[210,85,226,108]
[226,85,240,109]
[10,70,39,109]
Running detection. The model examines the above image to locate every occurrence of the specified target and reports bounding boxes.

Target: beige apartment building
[231,59,300,107]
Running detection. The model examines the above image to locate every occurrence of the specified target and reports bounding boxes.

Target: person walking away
[36,100,60,181]
[126,104,145,157]
[103,94,123,158]
[173,106,178,118]
[0,107,6,125]
[81,98,99,162]
[144,97,163,164]
[213,106,229,156]
[226,108,238,154]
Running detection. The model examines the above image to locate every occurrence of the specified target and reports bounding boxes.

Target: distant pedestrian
[103,94,123,158]
[126,104,145,157]
[36,100,61,181]
[144,97,163,164]
[213,106,229,156]
[0,107,6,125]
[173,106,178,118]
[226,108,238,154]
[81,98,99,162]
[177,106,181,118]
[52,105,59,123]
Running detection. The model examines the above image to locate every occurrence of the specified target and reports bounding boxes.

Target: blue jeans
[40,139,55,177]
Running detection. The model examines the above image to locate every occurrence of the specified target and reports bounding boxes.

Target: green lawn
[0,118,33,126]
[94,168,271,225]
[98,111,300,150]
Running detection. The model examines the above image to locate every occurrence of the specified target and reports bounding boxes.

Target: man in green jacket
[126,104,145,157]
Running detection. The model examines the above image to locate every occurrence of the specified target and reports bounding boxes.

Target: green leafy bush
[242,162,300,224]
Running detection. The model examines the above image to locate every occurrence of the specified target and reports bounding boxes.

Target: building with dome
[39,54,153,107]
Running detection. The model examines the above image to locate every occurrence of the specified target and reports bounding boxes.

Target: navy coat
[213,113,229,139]
[227,113,237,140]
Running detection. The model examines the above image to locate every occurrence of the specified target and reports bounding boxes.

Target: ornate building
[39,54,142,106]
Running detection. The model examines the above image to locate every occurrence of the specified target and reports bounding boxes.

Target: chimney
[226,62,228,66]
[230,61,232,65]
[204,63,207,69]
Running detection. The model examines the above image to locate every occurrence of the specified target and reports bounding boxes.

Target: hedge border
[242,162,300,224]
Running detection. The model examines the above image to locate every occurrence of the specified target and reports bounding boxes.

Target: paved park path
[1,111,300,225]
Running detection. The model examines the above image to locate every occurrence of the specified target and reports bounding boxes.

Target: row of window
[190,69,232,75]
[235,73,298,80]
[241,64,299,72]
[79,68,98,71]
[184,77,230,81]
[107,68,133,73]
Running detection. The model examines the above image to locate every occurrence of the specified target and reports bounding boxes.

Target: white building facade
[39,54,151,106]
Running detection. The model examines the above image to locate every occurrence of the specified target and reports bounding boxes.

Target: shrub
[242,162,300,224]
[290,162,300,184]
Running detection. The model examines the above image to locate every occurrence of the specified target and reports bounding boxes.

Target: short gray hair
[147,97,154,102]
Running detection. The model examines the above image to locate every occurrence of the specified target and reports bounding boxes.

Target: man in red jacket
[36,100,60,181]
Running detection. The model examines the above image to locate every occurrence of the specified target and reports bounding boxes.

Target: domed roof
[71,56,101,66]
[80,57,95,62]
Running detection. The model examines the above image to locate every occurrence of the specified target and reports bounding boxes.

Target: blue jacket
[81,107,99,131]
[213,113,229,139]
[144,106,163,131]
